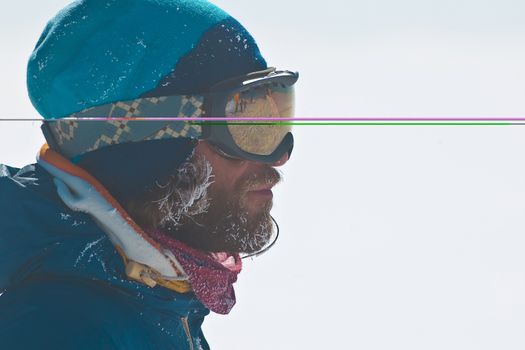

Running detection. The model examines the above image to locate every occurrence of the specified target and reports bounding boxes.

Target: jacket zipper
[181,316,194,350]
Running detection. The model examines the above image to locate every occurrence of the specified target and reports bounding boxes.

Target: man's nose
[271,151,290,167]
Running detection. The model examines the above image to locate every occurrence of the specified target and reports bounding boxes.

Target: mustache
[241,167,282,193]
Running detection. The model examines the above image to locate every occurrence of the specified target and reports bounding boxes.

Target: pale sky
[2,1,525,349]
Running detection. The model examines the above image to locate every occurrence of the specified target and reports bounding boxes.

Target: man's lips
[246,184,276,198]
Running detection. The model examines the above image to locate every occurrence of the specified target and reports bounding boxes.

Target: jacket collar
[37,144,191,293]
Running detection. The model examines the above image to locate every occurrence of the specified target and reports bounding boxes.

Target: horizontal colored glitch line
[203,122,513,126]
[0,118,516,126]
[2,117,525,122]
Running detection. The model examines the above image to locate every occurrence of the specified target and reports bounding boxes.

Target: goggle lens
[224,83,294,156]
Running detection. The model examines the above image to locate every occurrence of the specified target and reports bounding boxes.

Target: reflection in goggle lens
[225,84,294,156]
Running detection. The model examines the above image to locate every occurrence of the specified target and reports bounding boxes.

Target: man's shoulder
[0,276,210,350]
[0,162,97,249]
[0,164,210,349]
[0,162,97,286]
[0,276,165,350]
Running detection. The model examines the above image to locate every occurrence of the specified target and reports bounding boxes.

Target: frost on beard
[155,155,214,227]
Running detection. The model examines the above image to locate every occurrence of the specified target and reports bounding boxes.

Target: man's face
[157,140,290,253]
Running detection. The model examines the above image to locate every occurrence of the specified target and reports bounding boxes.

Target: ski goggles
[41,68,298,164]
[199,67,298,163]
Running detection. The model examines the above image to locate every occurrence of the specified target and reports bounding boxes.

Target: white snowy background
[2,1,525,349]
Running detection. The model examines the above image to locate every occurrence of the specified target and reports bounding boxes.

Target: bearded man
[0,0,297,349]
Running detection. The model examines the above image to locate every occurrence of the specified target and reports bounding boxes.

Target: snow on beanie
[28,0,266,119]
[27,0,267,202]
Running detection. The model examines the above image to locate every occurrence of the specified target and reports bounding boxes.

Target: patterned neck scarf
[147,229,242,314]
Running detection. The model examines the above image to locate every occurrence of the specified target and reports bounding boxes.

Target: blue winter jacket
[0,163,210,349]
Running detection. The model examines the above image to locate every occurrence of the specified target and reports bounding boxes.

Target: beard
[142,154,282,254]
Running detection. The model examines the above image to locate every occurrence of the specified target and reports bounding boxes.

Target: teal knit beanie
[28,0,268,202]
